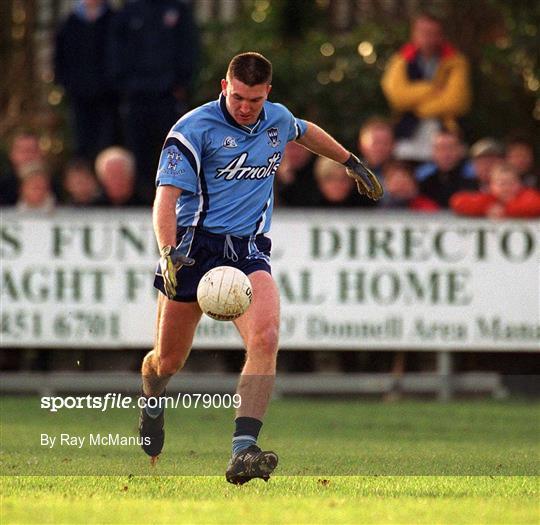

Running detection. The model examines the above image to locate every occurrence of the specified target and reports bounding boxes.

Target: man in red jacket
[450,163,540,219]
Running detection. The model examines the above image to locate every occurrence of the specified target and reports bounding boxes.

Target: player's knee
[157,355,184,377]
[249,326,279,357]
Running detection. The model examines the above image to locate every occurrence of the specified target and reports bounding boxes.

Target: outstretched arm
[296,121,384,201]
[296,121,350,163]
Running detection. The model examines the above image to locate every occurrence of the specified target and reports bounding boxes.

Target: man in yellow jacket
[381,13,471,162]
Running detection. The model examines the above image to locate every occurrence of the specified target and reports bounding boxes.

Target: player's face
[222,78,271,126]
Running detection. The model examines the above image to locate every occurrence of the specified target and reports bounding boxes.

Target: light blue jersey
[155,94,307,236]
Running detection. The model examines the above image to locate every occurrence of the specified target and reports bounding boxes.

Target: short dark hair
[505,134,534,151]
[413,11,443,27]
[226,52,272,86]
[64,158,94,175]
[436,128,463,142]
[383,160,415,179]
[359,117,393,140]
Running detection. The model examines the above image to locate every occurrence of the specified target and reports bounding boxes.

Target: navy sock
[232,416,262,456]
[143,392,165,419]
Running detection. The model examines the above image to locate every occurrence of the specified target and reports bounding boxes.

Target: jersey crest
[166,150,182,170]
[267,127,280,147]
[223,136,238,148]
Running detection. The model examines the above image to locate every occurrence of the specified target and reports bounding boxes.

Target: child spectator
[313,157,365,208]
[450,163,540,219]
[467,138,504,191]
[9,131,44,173]
[381,160,439,211]
[505,137,538,188]
[1,131,45,205]
[61,159,102,206]
[16,163,56,213]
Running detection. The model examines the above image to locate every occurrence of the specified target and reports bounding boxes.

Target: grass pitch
[1,397,539,524]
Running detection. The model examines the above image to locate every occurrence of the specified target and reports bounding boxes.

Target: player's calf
[138,391,167,461]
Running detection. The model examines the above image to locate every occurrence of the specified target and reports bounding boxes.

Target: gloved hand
[159,245,195,299]
[343,153,384,201]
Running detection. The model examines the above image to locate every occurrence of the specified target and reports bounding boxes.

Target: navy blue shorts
[154,227,272,302]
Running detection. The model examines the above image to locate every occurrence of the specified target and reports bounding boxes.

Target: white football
[197,266,252,321]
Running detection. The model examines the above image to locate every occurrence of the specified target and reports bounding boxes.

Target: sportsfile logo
[215,152,281,180]
[40,393,242,412]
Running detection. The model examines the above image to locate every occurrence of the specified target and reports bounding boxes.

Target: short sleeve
[274,103,308,142]
[286,112,307,142]
[155,126,202,193]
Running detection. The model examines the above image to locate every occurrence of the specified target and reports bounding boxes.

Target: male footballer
[139,52,382,484]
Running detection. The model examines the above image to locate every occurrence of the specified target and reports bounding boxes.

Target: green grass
[1,397,539,524]
[2,476,538,524]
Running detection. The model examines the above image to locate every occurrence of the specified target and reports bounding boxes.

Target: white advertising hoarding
[1,210,539,350]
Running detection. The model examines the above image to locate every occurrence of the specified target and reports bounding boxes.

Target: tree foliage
[1,0,538,158]
[196,0,539,150]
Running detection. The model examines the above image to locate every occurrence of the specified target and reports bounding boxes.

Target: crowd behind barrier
[2,118,538,218]
[1,4,538,217]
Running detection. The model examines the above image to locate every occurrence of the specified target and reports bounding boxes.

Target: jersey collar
[219,93,267,134]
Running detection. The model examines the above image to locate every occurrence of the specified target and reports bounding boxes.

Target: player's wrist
[343,153,359,169]
[160,245,176,258]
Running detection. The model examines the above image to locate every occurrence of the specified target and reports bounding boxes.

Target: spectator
[8,131,44,171]
[381,160,439,211]
[54,0,119,161]
[1,131,45,205]
[108,0,200,204]
[16,163,56,214]
[381,12,471,162]
[505,137,538,188]
[467,138,504,191]
[357,117,395,178]
[416,130,476,208]
[313,157,365,208]
[95,147,144,206]
[275,142,317,206]
[61,159,102,206]
[450,163,540,219]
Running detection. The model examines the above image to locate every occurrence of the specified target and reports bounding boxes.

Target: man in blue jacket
[54,0,119,161]
[108,0,199,205]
